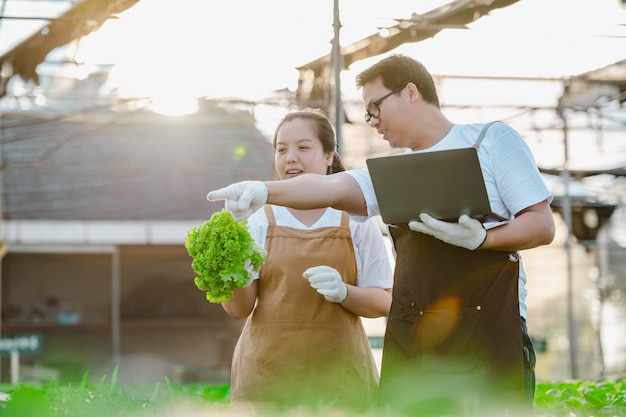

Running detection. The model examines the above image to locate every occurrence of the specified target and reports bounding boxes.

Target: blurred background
[0,0,625,386]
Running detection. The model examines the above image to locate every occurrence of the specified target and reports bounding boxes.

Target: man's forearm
[265,173,367,215]
[265,174,330,209]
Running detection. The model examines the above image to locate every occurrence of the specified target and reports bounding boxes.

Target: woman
[222,109,393,411]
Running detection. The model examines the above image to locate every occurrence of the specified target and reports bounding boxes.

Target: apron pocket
[388,301,488,374]
[386,302,423,358]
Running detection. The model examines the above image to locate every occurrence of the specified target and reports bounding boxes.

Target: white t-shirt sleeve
[478,122,552,221]
[350,217,394,289]
[345,168,380,220]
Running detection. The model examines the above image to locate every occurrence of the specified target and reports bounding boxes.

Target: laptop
[366,147,508,224]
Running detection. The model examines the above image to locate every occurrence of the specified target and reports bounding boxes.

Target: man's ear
[406,82,421,102]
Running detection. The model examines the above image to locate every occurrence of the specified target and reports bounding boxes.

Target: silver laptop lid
[366,147,504,224]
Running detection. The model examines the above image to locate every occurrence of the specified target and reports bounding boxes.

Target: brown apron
[230,206,378,410]
[378,126,525,416]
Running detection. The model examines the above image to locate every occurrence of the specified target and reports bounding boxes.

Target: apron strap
[340,211,350,227]
[263,205,276,225]
[473,121,499,150]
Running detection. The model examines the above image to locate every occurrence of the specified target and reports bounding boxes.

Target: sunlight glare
[150,91,199,116]
[76,1,214,115]
[71,0,625,115]
[73,0,335,114]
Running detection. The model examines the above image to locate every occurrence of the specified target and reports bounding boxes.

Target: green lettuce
[185,209,265,303]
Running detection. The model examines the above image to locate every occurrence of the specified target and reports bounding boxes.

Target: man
[208,54,555,416]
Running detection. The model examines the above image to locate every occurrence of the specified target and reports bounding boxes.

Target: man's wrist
[475,228,488,250]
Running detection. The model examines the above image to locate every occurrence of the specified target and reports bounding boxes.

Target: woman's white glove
[302,265,348,303]
[242,259,256,288]
[207,181,268,222]
[408,213,487,250]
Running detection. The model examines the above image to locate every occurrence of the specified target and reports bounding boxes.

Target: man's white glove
[408,213,487,250]
[302,265,348,303]
[207,181,268,222]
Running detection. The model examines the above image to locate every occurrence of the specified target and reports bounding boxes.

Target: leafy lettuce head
[185,209,265,303]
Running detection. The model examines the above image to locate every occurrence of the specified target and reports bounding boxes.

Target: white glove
[408,213,487,250]
[302,265,348,303]
[207,181,268,222]
[242,259,255,288]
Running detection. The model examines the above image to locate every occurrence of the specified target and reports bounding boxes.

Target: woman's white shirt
[246,205,393,289]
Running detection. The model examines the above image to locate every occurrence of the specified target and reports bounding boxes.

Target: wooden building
[1,99,274,384]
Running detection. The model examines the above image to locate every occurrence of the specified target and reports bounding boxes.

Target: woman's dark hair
[272,108,345,176]
[355,54,440,108]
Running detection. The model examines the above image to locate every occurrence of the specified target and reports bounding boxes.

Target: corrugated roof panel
[1,102,274,220]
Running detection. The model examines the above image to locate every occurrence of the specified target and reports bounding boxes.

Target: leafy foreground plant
[0,366,231,417]
[534,379,626,417]
[0,372,625,417]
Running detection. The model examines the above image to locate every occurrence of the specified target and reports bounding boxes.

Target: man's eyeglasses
[364,86,405,123]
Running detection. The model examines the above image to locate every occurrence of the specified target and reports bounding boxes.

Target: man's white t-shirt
[347,122,553,319]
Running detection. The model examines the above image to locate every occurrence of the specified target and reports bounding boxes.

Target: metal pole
[560,107,579,379]
[331,0,343,156]
[10,349,19,384]
[112,247,121,365]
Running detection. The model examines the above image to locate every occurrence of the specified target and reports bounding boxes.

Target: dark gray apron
[378,123,525,416]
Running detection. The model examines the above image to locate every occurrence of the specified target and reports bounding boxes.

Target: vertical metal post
[112,246,121,365]
[560,107,579,379]
[331,0,343,156]
[10,349,18,384]
[0,99,4,382]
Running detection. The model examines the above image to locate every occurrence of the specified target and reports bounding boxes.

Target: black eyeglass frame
[364,86,405,123]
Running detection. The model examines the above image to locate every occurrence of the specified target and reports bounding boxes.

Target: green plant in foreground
[534,379,626,417]
[1,375,625,417]
[0,367,230,417]
[185,208,265,303]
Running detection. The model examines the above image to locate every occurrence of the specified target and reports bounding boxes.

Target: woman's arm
[221,281,257,319]
[341,286,392,318]
[339,217,393,318]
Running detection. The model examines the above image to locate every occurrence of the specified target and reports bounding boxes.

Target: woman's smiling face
[274,118,333,180]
